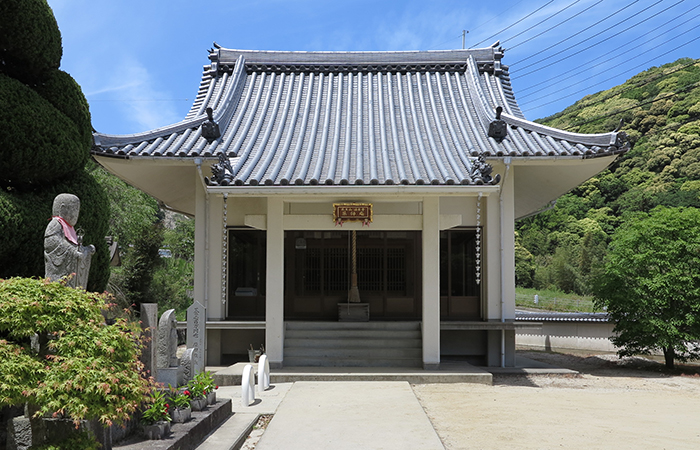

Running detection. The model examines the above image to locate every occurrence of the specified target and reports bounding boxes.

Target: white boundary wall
[516,321,617,353]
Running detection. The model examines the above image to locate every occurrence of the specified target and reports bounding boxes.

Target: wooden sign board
[333,203,373,226]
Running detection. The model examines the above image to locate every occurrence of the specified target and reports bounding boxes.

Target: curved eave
[504,154,620,219]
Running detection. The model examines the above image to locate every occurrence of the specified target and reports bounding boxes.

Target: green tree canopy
[593,206,700,369]
[0,0,110,291]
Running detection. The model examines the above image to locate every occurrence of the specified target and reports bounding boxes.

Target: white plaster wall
[439,197,477,226]
[516,322,617,353]
[227,197,266,226]
[220,329,266,355]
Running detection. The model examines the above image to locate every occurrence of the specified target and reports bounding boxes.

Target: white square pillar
[265,197,285,368]
[500,169,516,321]
[422,197,440,369]
[485,193,501,320]
[207,194,225,320]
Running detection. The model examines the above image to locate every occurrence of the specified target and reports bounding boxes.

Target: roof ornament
[206,153,234,186]
[201,107,221,143]
[610,119,630,151]
[488,106,508,143]
[470,155,501,185]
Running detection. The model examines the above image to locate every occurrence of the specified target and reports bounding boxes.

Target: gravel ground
[413,350,700,450]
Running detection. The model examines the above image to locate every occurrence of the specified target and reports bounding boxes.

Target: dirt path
[413,351,700,450]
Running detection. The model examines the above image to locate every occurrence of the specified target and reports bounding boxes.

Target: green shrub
[0,0,62,82]
[32,429,101,450]
[0,74,89,185]
[0,277,152,425]
[34,69,93,150]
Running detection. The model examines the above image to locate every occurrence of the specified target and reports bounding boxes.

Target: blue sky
[48,0,700,136]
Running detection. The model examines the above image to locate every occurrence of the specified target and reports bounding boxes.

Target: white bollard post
[241,364,255,407]
[258,354,271,393]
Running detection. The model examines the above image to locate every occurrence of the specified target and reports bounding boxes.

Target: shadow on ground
[492,350,700,387]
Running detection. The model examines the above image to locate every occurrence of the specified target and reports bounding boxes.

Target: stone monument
[140,303,158,381]
[155,309,185,386]
[44,193,95,288]
[186,301,206,374]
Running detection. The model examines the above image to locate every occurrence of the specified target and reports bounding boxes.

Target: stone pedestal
[338,303,370,321]
[157,366,184,387]
[7,416,32,450]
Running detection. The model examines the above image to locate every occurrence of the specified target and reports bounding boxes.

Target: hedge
[0,74,89,185]
[0,0,62,82]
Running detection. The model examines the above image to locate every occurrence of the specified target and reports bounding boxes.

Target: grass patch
[515,287,604,312]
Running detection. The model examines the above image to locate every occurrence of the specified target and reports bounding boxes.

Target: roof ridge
[212,47,502,67]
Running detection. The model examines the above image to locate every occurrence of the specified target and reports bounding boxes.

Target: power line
[563,78,700,132]
[426,33,464,51]
[468,0,526,35]
[469,0,554,49]
[500,0,583,48]
[507,0,603,51]
[514,0,678,78]
[567,58,700,114]
[521,33,700,112]
[509,0,641,65]
[521,21,700,105]
[517,9,700,100]
[516,6,700,96]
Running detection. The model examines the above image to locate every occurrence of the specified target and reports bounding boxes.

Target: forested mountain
[515,57,700,295]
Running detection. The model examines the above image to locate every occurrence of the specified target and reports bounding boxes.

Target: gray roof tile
[93,47,628,186]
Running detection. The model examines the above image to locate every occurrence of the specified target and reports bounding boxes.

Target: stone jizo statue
[44,193,95,288]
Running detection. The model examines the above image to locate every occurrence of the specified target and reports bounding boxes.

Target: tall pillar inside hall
[422,197,440,369]
[265,197,285,368]
[501,166,516,366]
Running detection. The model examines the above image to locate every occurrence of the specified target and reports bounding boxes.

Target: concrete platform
[212,362,492,385]
[210,355,578,387]
[255,381,444,450]
[484,355,579,375]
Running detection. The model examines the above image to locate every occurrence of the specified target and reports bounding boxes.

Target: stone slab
[114,398,231,450]
[254,381,445,450]
[193,413,259,450]
[217,382,293,414]
[157,366,184,388]
[212,363,258,386]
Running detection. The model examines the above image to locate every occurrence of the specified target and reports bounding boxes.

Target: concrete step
[285,321,421,331]
[283,356,423,368]
[285,347,422,359]
[285,338,422,349]
[285,329,421,340]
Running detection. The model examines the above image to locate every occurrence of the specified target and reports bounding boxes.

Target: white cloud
[99,57,182,132]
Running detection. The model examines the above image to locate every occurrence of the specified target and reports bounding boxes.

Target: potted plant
[141,390,171,439]
[186,376,207,411]
[200,371,219,405]
[169,389,192,423]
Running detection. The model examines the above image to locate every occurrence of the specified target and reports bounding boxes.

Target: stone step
[283,356,423,368]
[285,329,421,340]
[284,347,422,359]
[284,338,422,349]
[285,321,421,331]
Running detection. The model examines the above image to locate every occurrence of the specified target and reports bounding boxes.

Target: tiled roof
[92,47,628,187]
[515,309,610,323]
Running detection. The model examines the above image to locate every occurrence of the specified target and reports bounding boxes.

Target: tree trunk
[663,346,675,369]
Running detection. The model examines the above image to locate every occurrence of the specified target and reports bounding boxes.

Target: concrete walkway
[254,381,444,450]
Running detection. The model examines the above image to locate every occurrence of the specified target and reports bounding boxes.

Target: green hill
[516,57,700,294]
